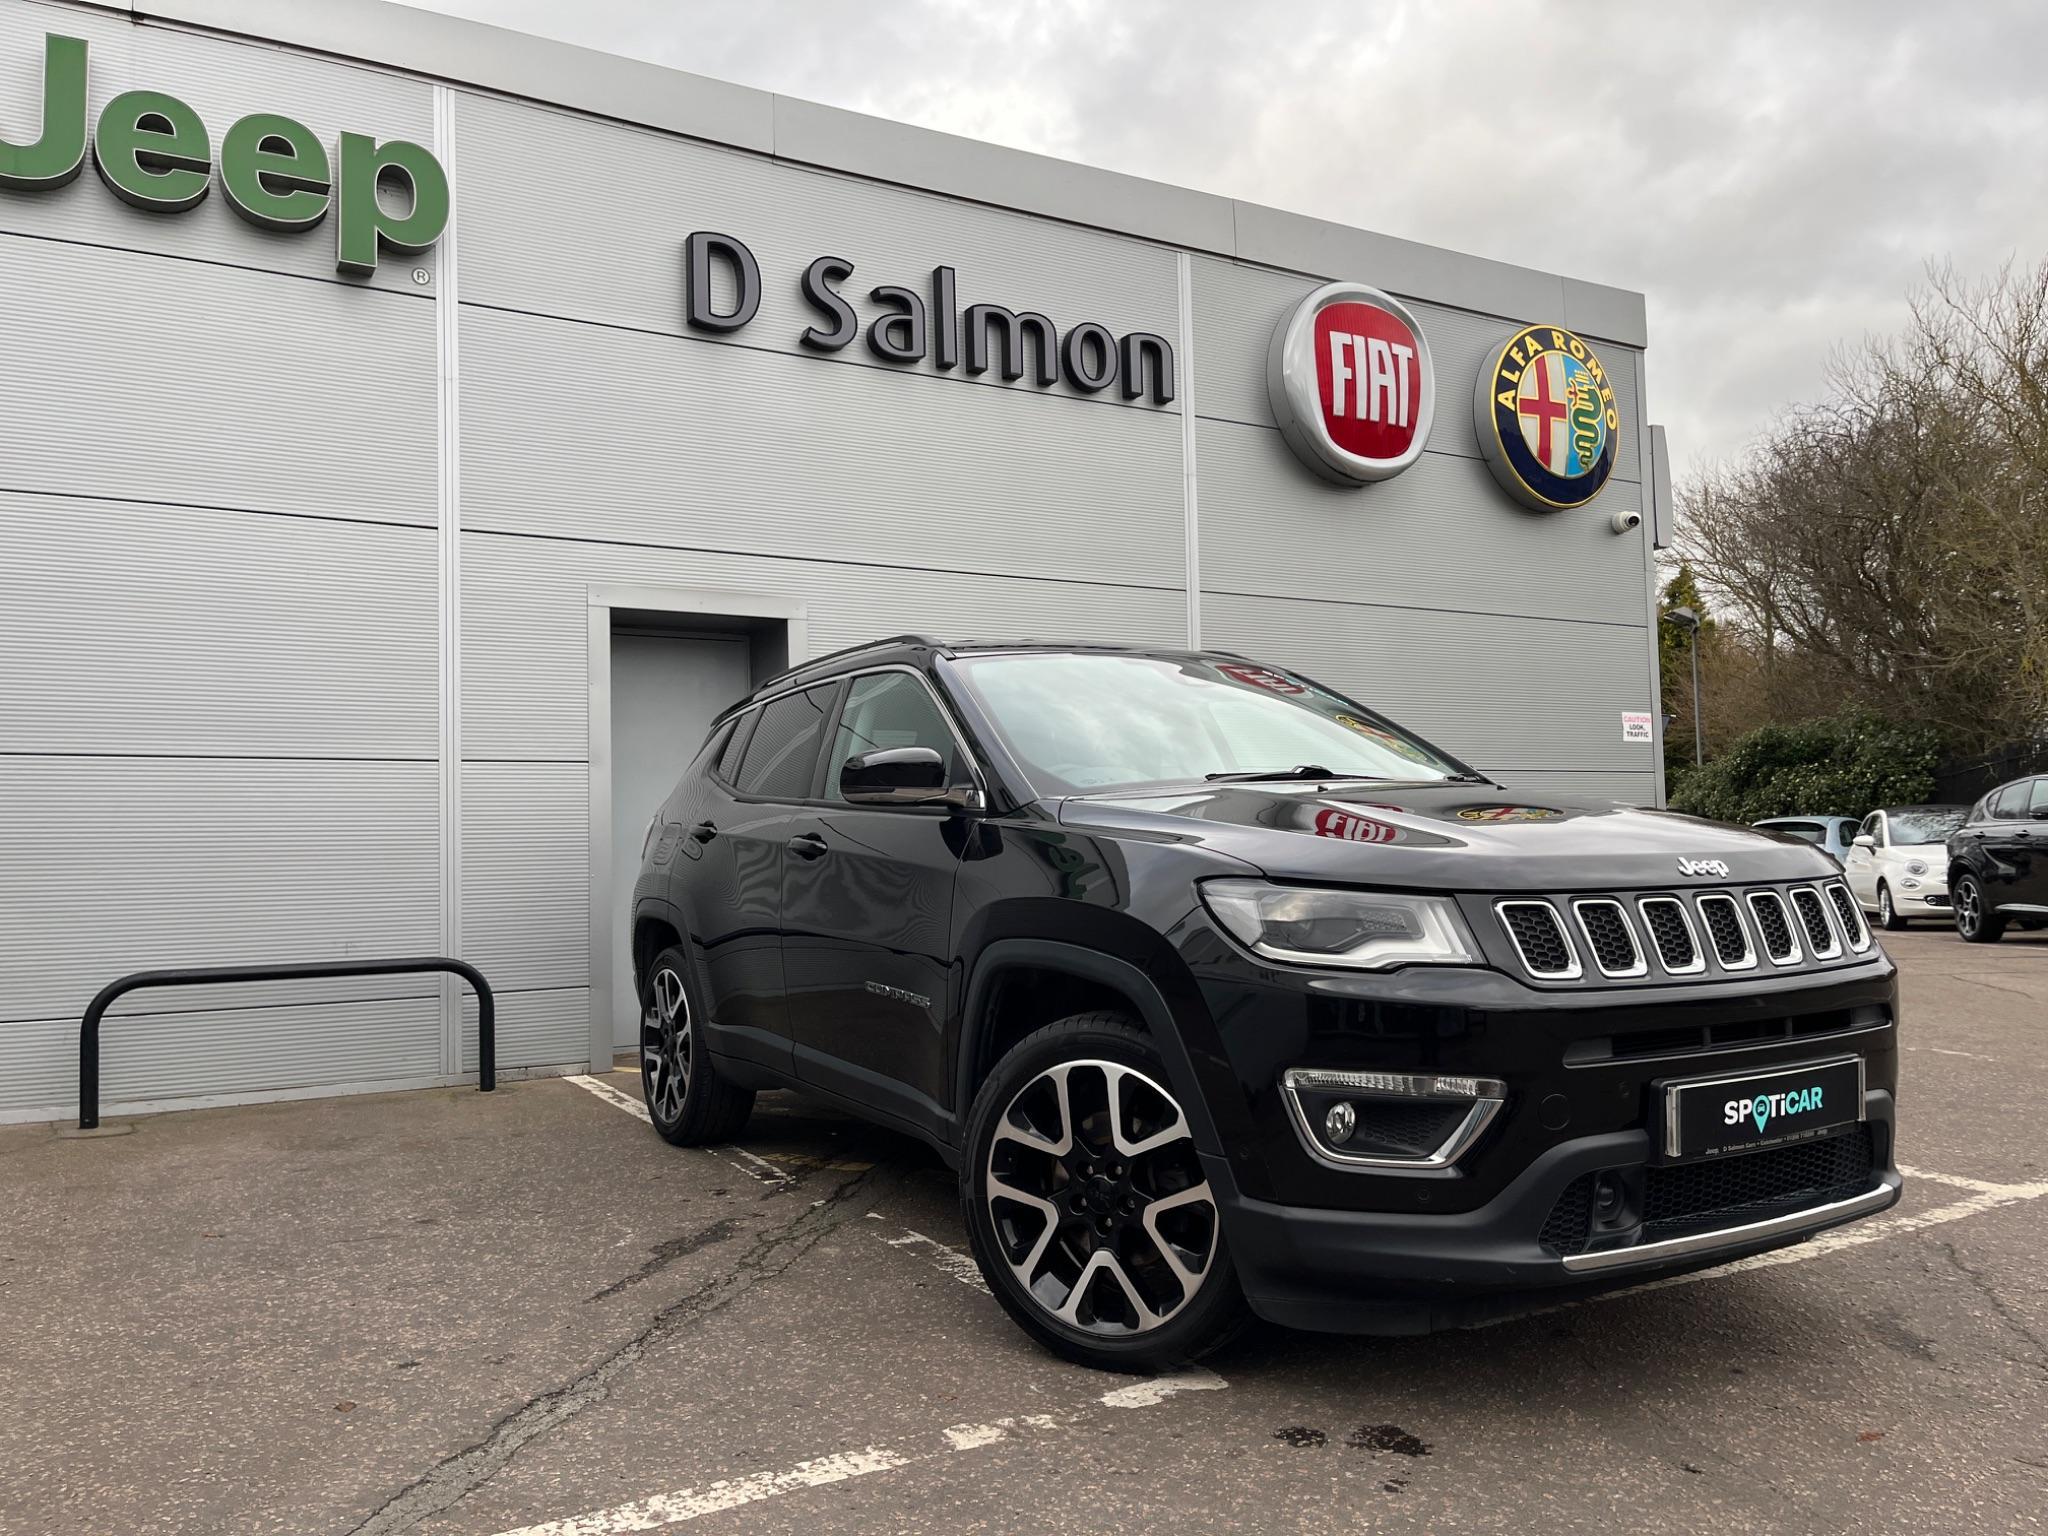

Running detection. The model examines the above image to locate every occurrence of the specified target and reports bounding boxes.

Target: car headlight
[1200,880,1479,969]
[1905,859,1928,877]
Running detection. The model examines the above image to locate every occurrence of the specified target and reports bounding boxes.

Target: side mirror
[839,746,971,807]
[1851,834,1875,849]
[2032,806,2048,821]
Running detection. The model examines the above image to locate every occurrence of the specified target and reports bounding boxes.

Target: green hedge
[1666,712,1941,823]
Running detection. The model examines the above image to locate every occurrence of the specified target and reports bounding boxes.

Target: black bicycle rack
[77,957,494,1130]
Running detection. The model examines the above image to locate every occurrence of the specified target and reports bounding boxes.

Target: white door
[610,632,753,1050]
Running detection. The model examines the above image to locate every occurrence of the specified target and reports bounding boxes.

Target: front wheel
[1953,875,2006,944]
[640,944,755,1145]
[1877,883,1908,932]
[960,1013,1247,1372]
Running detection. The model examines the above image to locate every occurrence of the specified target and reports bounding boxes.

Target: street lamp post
[1662,605,1703,767]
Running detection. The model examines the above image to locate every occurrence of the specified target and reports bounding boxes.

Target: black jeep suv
[630,638,1902,1369]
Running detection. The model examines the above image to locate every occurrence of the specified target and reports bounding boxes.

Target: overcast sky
[402,0,2048,479]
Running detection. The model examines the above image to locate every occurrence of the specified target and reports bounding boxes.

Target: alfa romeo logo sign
[1267,282,1434,484]
[1474,324,1620,510]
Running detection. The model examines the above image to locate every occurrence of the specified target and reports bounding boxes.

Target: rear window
[1767,820,1828,844]
[734,686,836,800]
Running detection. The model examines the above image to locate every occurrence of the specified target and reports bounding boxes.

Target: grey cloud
[400,0,2048,476]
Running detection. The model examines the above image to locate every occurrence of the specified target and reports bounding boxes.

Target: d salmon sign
[1267,281,1434,484]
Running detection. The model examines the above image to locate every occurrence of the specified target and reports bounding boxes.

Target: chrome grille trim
[1570,898,1647,978]
[1825,881,1872,952]
[1789,884,1842,959]
[1694,893,1757,970]
[1746,890,1804,965]
[1635,896,1706,975]
[1494,899,1583,979]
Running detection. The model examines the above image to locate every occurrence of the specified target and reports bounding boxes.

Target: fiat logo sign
[1267,281,1434,484]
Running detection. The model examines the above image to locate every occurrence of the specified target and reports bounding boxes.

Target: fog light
[1324,1101,1357,1145]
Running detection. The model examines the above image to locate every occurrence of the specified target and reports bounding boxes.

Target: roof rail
[756,633,946,690]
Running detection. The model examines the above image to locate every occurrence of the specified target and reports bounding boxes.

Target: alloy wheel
[1879,887,1894,927]
[983,1060,1217,1336]
[643,965,692,1123]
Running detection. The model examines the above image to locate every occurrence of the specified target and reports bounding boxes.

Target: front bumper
[1213,1090,1899,1334]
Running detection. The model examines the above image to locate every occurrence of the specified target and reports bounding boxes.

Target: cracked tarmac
[2,927,2044,1535]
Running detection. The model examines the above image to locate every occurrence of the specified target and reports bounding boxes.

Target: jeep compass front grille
[1489,880,1870,985]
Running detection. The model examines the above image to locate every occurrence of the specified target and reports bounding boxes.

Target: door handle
[689,820,718,844]
[787,832,830,861]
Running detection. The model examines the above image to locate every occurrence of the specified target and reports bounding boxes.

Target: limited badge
[1267,281,1435,484]
[1474,324,1620,510]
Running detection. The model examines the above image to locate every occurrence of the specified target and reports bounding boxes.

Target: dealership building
[0,0,1672,1122]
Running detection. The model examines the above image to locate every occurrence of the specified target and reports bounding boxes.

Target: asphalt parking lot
[4,926,2044,1536]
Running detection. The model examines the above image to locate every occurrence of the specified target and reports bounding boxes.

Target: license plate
[1660,1056,1865,1160]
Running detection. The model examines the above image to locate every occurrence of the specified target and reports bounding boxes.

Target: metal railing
[77,957,494,1130]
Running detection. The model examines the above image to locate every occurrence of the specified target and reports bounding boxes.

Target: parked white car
[1751,815,1862,863]
[1843,805,1970,929]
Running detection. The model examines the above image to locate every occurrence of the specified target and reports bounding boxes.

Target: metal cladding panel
[461,531,1190,762]
[0,998,443,1115]
[0,756,438,1030]
[1486,768,1658,807]
[1200,591,1656,782]
[452,92,1182,388]
[0,237,435,521]
[0,495,436,758]
[1198,419,1647,626]
[1190,256,1644,486]
[0,5,434,293]
[459,305,1185,591]
[459,987,587,1074]
[463,764,588,993]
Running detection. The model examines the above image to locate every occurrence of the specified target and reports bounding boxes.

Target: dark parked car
[630,638,1901,1368]
[1946,774,2048,942]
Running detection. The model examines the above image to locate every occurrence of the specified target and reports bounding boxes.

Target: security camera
[1610,509,1643,535]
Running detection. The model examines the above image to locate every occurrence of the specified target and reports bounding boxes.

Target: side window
[2030,779,2048,817]
[1858,813,1880,843]
[713,713,751,784]
[824,673,960,801]
[733,687,836,801]
[1992,782,2030,819]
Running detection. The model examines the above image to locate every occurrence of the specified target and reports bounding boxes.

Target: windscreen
[952,653,1465,794]
[1888,808,1966,844]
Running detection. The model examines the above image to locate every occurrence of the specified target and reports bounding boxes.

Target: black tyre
[1876,882,1908,932]
[1953,875,2005,944]
[960,1013,1247,1372]
[640,944,755,1145]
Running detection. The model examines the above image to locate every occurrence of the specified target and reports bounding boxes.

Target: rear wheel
[1876,882,1908,932]
[1953,875,2006,944]
[640,944,755,1145]
[960,1013,1247,1372]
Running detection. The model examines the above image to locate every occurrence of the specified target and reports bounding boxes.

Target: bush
[1666,711,1942,823]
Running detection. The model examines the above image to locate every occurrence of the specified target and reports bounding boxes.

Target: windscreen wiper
[1205,764,1375,783]
[1442,772,1498,785]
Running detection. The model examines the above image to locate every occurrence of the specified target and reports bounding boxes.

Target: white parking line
[487,1371,1223,1536]
[565,1075,793,1189]
[1903,1044,1999,1063]
[877,1227,991,1293]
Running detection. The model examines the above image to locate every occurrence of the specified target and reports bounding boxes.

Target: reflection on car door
[780,671,969,1139]
[682,683,840,1075]
[2017,779,2048,907]
[1845,812,1881,905]
[1977,780,2036,909]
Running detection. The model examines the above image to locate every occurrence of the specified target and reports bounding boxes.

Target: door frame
[585,584,807,1072]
